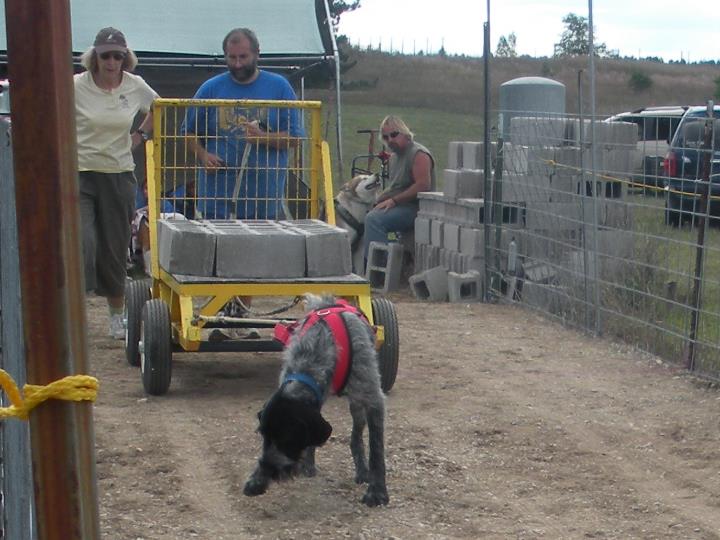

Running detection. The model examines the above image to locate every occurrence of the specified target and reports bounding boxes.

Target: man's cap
[93,27,128,54]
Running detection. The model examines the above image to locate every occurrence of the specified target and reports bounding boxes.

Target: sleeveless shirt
[382,140,436,206]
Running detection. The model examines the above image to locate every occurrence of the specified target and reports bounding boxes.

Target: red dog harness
[274,300,370,396]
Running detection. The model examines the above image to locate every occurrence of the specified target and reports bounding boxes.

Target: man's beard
[230,60,258,83]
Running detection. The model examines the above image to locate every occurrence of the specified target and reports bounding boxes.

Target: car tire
[665,198,681,228]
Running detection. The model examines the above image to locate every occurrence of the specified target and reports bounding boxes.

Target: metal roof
[0,0,335,63]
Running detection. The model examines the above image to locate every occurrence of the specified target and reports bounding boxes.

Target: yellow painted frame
[144,99,380,352]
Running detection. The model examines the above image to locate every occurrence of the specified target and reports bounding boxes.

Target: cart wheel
[140,299,172,396]
[372,297,399,393]
[125,278,152,367]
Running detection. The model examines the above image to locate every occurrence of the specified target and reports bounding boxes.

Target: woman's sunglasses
[99,52,126,61]
[382,131,400,141]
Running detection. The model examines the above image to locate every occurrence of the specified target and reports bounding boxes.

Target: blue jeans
[363,204,417,259]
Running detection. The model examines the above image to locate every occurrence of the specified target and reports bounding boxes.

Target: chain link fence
[481,107,720,377]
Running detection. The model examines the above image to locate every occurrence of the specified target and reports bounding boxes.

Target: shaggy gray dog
[243,294,389,506]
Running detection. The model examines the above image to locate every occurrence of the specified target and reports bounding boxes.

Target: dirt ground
[87,290,720,540]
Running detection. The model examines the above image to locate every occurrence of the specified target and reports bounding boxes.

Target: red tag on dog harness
[273,300,370,395]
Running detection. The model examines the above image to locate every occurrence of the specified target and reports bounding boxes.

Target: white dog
[334,173,381,273]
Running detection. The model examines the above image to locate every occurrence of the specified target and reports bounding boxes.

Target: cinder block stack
[156,218,354,279]
[409,115,637,304]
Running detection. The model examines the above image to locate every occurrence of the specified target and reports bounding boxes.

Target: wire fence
[481,108,720,378]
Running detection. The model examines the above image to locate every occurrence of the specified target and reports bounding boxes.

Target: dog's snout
[364,176,380,191]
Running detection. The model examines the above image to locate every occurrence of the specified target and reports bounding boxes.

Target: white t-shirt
[74,70,158,173]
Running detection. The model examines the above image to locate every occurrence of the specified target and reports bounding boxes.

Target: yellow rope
[0,369,98,421]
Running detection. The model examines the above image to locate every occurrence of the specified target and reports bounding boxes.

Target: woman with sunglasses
[75,27,159,340]
[362,115,436,271]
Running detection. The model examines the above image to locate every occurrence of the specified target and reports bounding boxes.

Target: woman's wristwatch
[136,129,150,141]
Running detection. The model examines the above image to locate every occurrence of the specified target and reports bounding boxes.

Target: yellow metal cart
[124,99,398,396]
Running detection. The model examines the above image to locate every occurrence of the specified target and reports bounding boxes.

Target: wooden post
[4,1,101,538]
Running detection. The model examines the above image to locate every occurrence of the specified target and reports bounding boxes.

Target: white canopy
[0,0,334,60]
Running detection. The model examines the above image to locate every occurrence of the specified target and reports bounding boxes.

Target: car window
[677,118,720,151]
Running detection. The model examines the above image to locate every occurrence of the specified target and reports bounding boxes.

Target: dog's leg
[349,400,369,484]
[362,405,389,506]
[298,446,317,477]
[243,460,272,496]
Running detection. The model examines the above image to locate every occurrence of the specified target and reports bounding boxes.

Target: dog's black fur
[243,294,389,506]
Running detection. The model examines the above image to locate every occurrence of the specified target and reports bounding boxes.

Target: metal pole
[322,0,344,178]
[577,70,592,331]
[588,0,601,335]
[684,101,715,370]
[482,1,492,301]
[0,118,35,540]
[5,1,100,538]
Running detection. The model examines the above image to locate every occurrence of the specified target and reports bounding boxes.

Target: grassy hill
[310,49,719,182]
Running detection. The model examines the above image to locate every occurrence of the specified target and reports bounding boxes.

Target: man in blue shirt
[184,28,303,219]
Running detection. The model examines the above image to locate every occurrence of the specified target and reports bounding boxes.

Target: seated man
[363,115,435,267]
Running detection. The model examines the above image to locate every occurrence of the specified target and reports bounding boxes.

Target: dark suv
[663,105,720,227]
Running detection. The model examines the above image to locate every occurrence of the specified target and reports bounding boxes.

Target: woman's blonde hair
[79,47,139,73]
[379,115,414,140]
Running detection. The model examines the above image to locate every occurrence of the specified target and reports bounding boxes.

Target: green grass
[604,194,720,368]
[322,103,483,187]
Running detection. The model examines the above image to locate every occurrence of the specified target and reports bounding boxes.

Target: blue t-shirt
[184,71,303,218]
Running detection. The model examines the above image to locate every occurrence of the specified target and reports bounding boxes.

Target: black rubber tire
[372,297,399,393]
[141,299,172,396]
[665,199,681,228]
[125,278,152,367]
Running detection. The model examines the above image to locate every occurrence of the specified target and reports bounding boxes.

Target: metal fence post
[482,19,493,301]
[0,118,36,539]
[684,100,715,370]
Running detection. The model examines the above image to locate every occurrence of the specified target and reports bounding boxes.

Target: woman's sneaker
[108,313,125,340]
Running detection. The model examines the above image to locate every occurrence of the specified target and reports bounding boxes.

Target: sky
[338,0,720,62]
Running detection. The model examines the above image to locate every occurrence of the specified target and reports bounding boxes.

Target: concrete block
[565,119,637,147]
[408,266,448,302]
[445,198,486,226]
[503,143,555,176]
[461,141,483,170]
[460,254,484,273]
[443,168,483,199]
[450,251,464,273]
[157,219,216,276]
[443,222,461,252]
[522,260,556,284]
[459,226,483,256]
[418,191,446,218]
[448,141,463,169]
[497,172,552,203]
[430,219,444,248]
[414,216,431,245]
[604,199,634,229]
[448,270,483,302]
[426,245,441,269]
[509,116,571,146]
[214,221,305,278]
[523,202,582,230]
[414,243,426,272]
[366,241,403,293]
[282,220,352,277]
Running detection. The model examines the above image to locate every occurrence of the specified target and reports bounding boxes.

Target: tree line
[496,12,718,65]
